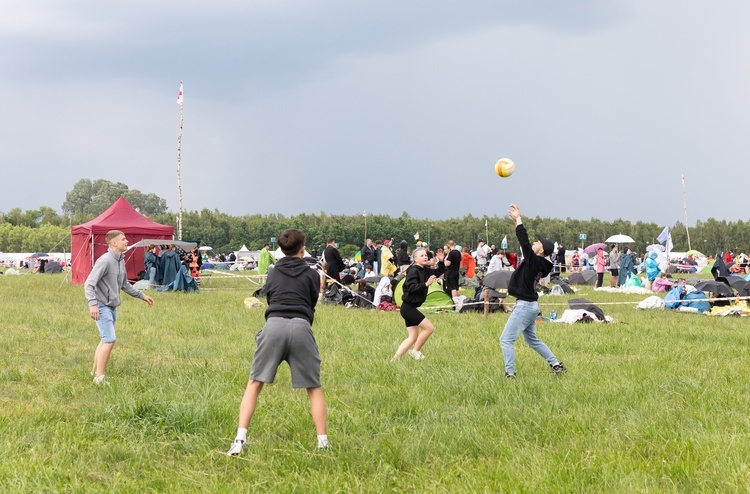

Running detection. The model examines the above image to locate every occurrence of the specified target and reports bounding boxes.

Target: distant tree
[62,179,168,219]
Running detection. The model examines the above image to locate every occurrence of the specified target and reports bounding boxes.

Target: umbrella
[44,261,63,274]
[363,275,383,284]
[584,243,607,256]
[567,271,597,285]
[483,270,513,291]
[483,270,512,290]
[568,298,605,320]
[694,280,734,297]
[605,234,635,243]
[198,246,213,251]
[646,244,665,252]
[482,270,513,299]
[717,276,748,291]
[550,276,575,294]
[30,252,49,258]
[685,249,703,257]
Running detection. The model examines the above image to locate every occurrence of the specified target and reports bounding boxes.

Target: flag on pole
[681,174,685,184]
[666,232,673,254]
[362,210,366,217]
[656,226,669,244]
[414,232,420,240]
[485,219,488,227]
[501,235,508,249]
[177,83,184,105]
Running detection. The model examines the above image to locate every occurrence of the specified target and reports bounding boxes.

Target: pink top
[595,252,607,273]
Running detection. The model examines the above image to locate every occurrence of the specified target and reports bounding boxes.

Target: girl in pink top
[595,248,607,288]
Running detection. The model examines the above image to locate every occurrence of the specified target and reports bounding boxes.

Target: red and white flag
[177,83,184,105]
[681,174,685,184]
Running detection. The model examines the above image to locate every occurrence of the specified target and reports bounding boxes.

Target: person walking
[499,204,567,379]
[85,230,154,385]
[392,248,445,361]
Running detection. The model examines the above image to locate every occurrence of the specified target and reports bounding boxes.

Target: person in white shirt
[373,277,393,306]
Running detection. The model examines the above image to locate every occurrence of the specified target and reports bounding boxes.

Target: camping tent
[236,245,253,259]
[394,280,453,309]
[273,246,312,260]
[71,196,174,284]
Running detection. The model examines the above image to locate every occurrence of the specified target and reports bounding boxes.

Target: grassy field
[1,271,750,493]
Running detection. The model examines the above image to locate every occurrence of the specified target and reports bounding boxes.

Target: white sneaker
[227,439,245,456]
[408,349,425,360]
[93,375,109,386]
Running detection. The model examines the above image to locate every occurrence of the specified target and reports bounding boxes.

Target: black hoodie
[264,256,320,324]
[507,224,553,302]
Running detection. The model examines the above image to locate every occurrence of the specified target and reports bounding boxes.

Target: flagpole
[682,174,691,251]
[363,211,367,246]
[485,218,489,245]
[176,81,184,240]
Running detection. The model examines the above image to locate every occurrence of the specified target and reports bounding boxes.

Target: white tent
[236,245,253,259]
[273,247,311,260]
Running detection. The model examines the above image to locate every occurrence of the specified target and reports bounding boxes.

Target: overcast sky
[2,1,749,227]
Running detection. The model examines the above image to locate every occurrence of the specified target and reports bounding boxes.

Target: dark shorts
[610,269,619,276]
[250,317,321,388]
[443,271,460,292]
[400,302,425,327]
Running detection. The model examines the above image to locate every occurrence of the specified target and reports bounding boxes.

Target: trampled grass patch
[1,272,750,492]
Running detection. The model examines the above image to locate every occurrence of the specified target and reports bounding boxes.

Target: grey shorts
[250,317,321,388]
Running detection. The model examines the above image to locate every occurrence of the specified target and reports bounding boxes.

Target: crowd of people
[141,244,203,287]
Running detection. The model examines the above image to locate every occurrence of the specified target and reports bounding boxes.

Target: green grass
[2,272,750,493]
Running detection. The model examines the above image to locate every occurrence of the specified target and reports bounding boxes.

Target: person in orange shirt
[460,247,476,279]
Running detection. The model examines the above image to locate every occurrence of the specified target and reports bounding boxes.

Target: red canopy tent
[71,196,174,284]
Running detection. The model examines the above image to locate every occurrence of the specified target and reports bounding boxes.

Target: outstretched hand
[508,204,521,221]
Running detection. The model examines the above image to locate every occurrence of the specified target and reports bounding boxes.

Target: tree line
[0,179,747,258]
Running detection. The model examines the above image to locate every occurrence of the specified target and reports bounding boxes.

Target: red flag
[177,83,184,105]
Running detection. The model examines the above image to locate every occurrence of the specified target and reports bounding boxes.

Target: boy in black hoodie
[227,229,329,455]
[500,204,567,379]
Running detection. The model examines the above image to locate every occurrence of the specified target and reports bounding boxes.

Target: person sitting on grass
[499,204,567,379]
[227,228,329,456]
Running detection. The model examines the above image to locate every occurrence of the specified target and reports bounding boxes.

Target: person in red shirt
[460,247,476,279]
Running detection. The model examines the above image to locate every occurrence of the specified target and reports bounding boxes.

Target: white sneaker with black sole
[227,439,245,456]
